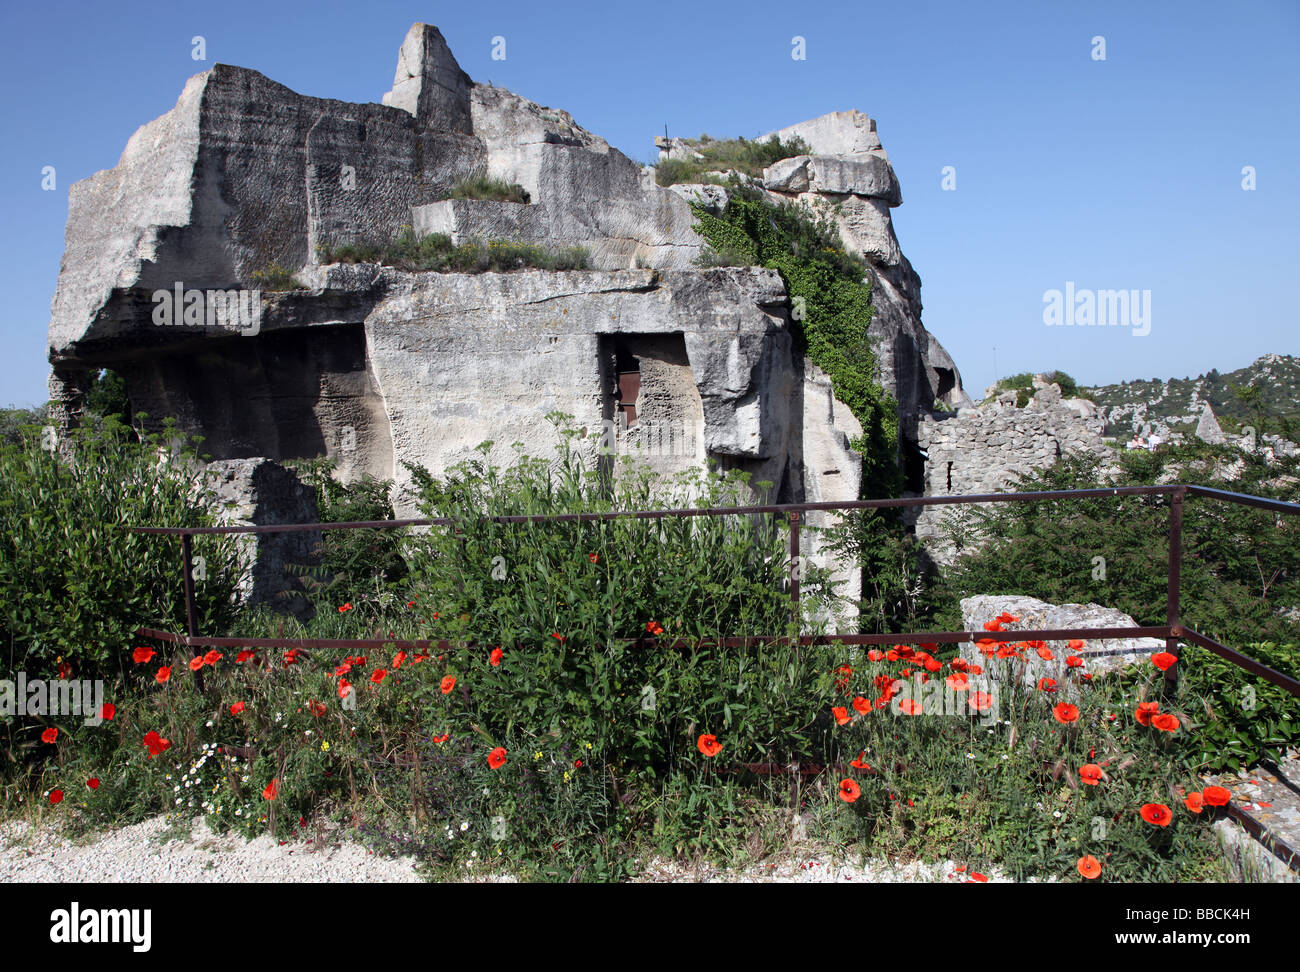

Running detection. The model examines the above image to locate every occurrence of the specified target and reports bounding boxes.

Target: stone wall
[913,380,1108,563]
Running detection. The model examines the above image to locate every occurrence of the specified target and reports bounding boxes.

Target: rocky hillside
[1081,353,1300,440]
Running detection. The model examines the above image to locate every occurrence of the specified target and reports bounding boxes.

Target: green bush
[0,419,244,770]
[923,441,1300,769]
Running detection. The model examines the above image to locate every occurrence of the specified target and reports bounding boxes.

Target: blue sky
[2,0,1296,408]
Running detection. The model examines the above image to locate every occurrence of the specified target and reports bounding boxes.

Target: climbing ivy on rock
[690,180,901,496]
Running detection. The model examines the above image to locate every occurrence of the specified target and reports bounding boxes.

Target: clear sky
[2,0,1296,408]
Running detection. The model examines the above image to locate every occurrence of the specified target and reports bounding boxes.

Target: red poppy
[851,696,871,715]
[969,872,989,883]
[338,603,352,613]
[697,734,723,757]
[588,553,599,563]
[831,706,851,726]
[40,727,58,744]
[489,647,504,667]
[983,620,1004,632]
[1151,713,1180,733]
[132,646,156,664]
[142,731,171,758]
[574,760,583,769]
[155,665,172,684]
[969,692,994,713]
[308,700,326,718]
[1135,701,1160,727]
[645,621,665,636]
[334,663,352,677]
[100,703,115,721]
[1079,764,1103,786]
[1202,786,1231,807]
[263,779,279,800]
[946,673,969,691]
[1036,647,1055,661]
[1077,855,1102,879]
[898,698,922,716]
[188,656,205,672]
[230,701,246,715]
[203,650,221,666]
[551,632,566,642]
[1151,652,1178,671]
[923,657,942,673]
[1067,639,1086,651]
[1052,703,1080,724]
[87,778,100,790]
[1065,656,1083,668]
[488,747,508,769]
[57,663,72,679]
[838,779,861,803]
[236,650,256,664]
[1139,803,1173,827]
[338,679,352,700]
[283,648,303,667]
[997,612,1019,624]
[48,789,64,805]
[1037,678,1057,693]
[866,649,885,662]
[440,675,456,694]
[432,733,449,744]
[371,669,387,684]
[850,751,871,770]
[1184,792,1204,813]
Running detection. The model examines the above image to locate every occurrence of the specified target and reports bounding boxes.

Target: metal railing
[131,482,1300,870]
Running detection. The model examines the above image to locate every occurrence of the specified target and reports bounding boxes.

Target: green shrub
[0,419,244,771]
[923,442,1300,769]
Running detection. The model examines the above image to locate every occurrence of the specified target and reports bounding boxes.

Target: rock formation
[960,594,1164,692]
[55,24,970,623]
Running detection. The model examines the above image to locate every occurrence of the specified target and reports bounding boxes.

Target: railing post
[787,511,801,611]
[1164,487,1185,695]
[181,533,205,692]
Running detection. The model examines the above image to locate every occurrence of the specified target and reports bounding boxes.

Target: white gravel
[0,816,423,883]
[0,813,1030,883]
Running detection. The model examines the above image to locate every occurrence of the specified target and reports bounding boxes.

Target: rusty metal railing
[130,482,1300,870]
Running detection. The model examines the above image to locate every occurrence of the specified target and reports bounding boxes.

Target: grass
[655,133,810,187]
[317,229,590,273]
[447,173,529,204]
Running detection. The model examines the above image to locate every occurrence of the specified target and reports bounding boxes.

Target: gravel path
[0,814,1022,883]
[0,816,423,883]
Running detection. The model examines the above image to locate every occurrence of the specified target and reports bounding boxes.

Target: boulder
[959,594,1164,692]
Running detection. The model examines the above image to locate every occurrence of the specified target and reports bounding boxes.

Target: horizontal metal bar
[136,625,1173,653]
[1185,484,1300,516]
[126,485,1183,536]
[1179,628,1300,698]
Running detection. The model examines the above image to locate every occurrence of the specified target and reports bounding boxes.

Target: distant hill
[1081,353,1300,440]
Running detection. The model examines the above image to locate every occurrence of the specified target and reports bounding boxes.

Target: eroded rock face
[201,458,321,618]
[758,109,973,447]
